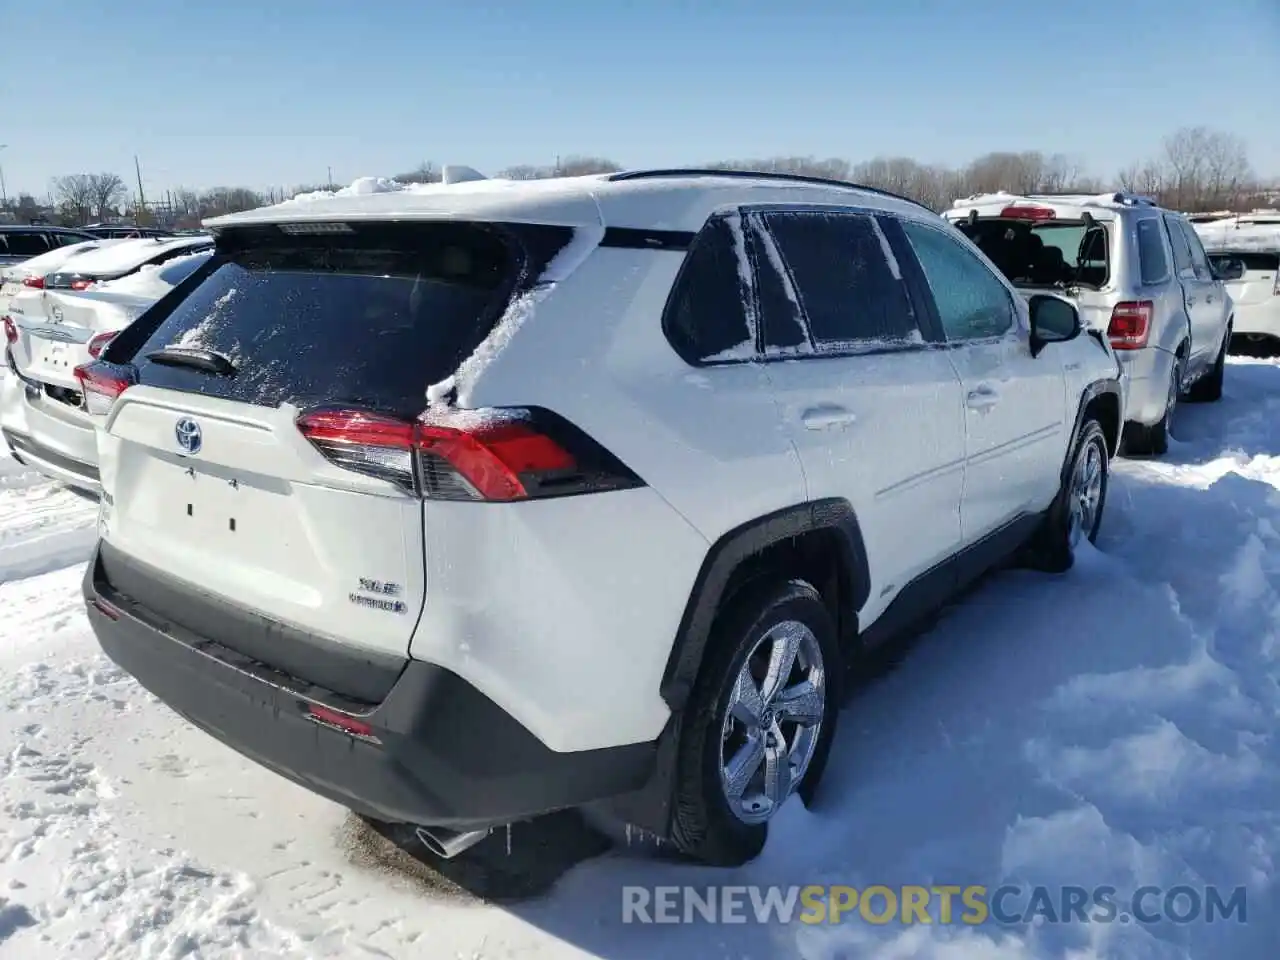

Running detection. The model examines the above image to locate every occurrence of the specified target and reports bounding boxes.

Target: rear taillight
[1107,301,1153,350]
[21,275,44,289]
[73,362,134,415]
[70,279,94,291]
[296,406,643,501]
[2,316,16,345]
[86,331,119,360]
[1001,206,1057,220]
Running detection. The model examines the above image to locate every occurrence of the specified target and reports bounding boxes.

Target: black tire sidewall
[673,579,841,865]
[1064,420,1109,550]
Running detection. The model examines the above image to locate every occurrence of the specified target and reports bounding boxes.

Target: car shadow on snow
[1153,359,1280,462]
[350,457,1280,958]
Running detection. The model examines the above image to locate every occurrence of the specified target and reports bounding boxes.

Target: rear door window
[757,210,920,351]
[1136,219,1171,284]
[1178,220,1215,280]
[3,231,52,257]
[1164,215,1196,277]
[124,221,571,419]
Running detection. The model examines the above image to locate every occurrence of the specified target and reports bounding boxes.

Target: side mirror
[1028,294,1082,358]
[1212,257,1245,282]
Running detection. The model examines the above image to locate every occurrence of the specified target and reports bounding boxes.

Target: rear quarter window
[1136,219,1171,285]
[662,214,757,364]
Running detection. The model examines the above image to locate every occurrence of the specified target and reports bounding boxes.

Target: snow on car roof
[945,191,1157,220]
[0,238,128,279]
[88,250,212,299]
[205,171,931,234]
[56,235,212,277]
[1195,216,1280,253]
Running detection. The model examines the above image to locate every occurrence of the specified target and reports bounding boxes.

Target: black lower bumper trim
[83,546,656,829]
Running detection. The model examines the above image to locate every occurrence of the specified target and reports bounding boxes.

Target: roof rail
[607,168,933,212]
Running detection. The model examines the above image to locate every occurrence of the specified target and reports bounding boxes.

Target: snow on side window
[746,215,813,357]
[662,215,758,364]
[760,211,922,352]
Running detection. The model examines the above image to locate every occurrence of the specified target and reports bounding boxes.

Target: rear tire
[1122,353,1182,457]
[670,579,840,866]
[1187,329,1228,403]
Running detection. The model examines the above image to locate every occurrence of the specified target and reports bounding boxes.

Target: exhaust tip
[415,826,492,860]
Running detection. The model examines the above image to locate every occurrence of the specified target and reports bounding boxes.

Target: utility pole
[327,166,333,189]
[0,145,8,208]
[134,155,147,220]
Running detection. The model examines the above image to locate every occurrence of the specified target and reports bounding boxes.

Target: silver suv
[945,192,1238,455]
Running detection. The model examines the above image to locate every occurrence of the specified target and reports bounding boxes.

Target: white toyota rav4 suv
[81,169,1122,866]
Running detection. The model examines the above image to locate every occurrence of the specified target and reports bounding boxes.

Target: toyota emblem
[175,417,202,455]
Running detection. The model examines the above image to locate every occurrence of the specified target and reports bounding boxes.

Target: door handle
[966,384,1000,411]
[800,404,857,430]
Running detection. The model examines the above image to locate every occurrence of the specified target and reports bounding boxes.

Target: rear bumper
[1231,301,1280,338]
[2,350,100,493]
[82,543,656,830]
[1116,345,1176,427]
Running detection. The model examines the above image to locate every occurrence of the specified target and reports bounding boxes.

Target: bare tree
[496,157,622,179]
[51,174,96,225]
[395,162,440,184]
[495,164,545,180]
[555,155,622,177]
[87,173,127,220]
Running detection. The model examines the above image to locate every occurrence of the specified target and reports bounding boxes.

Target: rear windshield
[1208,251,1279,272]
[122,221,572,419]
[955,218,1110,289]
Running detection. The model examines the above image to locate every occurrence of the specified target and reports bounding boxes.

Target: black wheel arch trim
[659,498,870,711]
[1064,377,1123,481]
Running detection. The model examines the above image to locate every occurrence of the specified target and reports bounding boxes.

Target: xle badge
[349,578,406,614]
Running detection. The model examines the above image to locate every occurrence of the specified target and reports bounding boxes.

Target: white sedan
[1,250,213,494]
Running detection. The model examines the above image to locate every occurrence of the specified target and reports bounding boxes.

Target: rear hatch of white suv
[1214,250,1279,311]
[86,219,576,699]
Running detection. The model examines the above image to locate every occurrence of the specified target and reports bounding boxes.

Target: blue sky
[4,0,1278,199]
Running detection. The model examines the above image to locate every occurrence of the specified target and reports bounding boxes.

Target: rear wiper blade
[145,345,237,376]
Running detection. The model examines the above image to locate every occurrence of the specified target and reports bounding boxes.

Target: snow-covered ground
[2,362,1279,959]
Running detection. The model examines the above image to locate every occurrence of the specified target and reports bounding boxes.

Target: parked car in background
[0,238,128,317]
[945,192,1235,455]
[82,224,175,240]
[1195,214,1280,356]
[1,249,212,493]
[41,234,212,292]
[79,168,1120,867]
[0,224,100,266]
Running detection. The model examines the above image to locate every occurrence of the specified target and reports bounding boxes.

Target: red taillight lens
[1107,301,1154,350]
[2,316,16,345]
[296,406,641,501]
[73,362,132,415]
[1001,206,1057,220]
[87,331,119,360]
[304,704,378,742]
[70,279,94,291]
[21,275,44,289]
